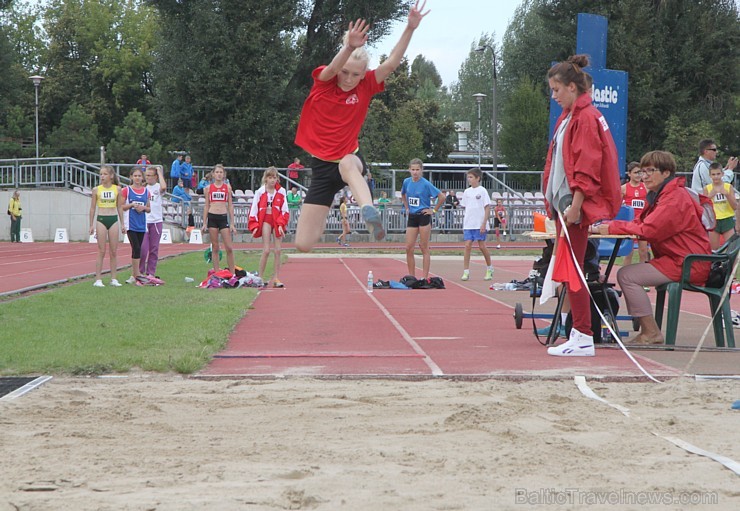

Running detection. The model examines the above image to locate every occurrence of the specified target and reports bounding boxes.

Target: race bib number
[631,199,645,209]
[101,191,115,200]
[715,193,726,202]
[408,197,420,207]
[211,191,226,201]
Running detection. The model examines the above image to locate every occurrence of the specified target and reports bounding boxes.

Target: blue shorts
[463,229,487,241]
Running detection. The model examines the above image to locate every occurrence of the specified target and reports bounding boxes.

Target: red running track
[203,256,683,379]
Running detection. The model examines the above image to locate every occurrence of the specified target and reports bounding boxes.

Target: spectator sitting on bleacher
[171,179,192,203]
[196,172,212,195]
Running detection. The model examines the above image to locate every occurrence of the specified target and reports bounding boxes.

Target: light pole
[472,93,486,167]
[475,44,497,173]
[29,75,44,161]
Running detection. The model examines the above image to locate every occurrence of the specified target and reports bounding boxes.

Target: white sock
[488,265,493,270]
[463,269,469,274]
[561,313,568,324]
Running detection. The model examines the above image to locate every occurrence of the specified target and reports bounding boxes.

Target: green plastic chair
[654,233,740,347]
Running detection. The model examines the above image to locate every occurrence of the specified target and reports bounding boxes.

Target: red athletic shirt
[623,182,647,218]
[295,66,385,161]
[208,183,229,203]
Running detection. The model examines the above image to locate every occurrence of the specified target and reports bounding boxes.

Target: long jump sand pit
[1,375,737,510]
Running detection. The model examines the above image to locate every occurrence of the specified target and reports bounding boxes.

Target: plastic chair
[597,205,635,260]
[654,233,740,347]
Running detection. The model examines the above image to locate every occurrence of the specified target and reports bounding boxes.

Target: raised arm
[318,19,370,82]
[375,0,430,84]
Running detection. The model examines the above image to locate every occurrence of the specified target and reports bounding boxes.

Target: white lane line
[340,259,444,376]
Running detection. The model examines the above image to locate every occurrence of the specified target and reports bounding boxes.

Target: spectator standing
[492,199,507,247]
[293,2,429,252]
[249,167,289,287]
[401,158,445,280]
[377,191,391,210]
[139,165,167,278]
[442,189,459,233]
[337,196,351,247]
[170,154,183,190]
[690,139,738,193]
[542,54,622,357]
[460,168,494,281]
[704,162,737,250]
[136,154,150,171]
[180,155,193,192]
[287,157,305,186]
[8,190,22,242]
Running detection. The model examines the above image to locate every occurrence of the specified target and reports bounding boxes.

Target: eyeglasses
[642,167,661,175]
[707,148,718,152]
[632,170,645,174]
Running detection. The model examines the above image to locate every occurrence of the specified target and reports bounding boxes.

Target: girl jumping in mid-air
[89,165,126,287]
[203,164,236,274]
[293,0,430,252]
[120,168,151,283]
[249,167,289,287]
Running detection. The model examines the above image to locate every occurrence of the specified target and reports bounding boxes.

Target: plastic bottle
[367,271,374,293]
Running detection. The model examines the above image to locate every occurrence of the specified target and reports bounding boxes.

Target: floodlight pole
[475,44,497,173]
[472,93,486,167]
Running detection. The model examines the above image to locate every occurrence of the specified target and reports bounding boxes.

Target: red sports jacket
[543,93,622,225]
[248,184,289,238]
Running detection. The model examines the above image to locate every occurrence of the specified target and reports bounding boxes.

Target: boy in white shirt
[460,168,494,281]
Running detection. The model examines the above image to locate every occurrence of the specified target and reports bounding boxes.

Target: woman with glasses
[596,151,712,345]
[542,54,622,357]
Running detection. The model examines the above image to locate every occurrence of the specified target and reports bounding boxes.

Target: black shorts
[407,212,432,228]
[494,217,505,228]
[127,230,146,259]
[207,213,230,230]
[304,153,369,207]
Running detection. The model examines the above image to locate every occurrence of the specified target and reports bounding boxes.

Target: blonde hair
[342,31,370,69]
[212,164,226,177]
[261,166,279,185]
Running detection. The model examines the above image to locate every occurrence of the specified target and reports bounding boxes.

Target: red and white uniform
[295,66,385,161]
[208,182,229,203]
[248,183,289,238]
[623,182,648,218]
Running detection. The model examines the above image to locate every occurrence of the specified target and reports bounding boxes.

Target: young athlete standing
[460,168,494,281]
[203,164,236,274]
[704,161,737,250]
[120,168,151,283]
[337,196,351,247]
[621,161,649,264]
[89,165,126,287]
[293,1,430,252]
[249,167,289,287]
[401,158,445,280]
[492,199,507,248]
[139,165,167,278]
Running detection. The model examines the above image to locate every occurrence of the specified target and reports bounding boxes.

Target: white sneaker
[547,328,595,357]
[93,280,105,288]
[110,279,122,287]
[125,276,136,284]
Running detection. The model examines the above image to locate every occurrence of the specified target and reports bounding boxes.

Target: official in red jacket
[597,150,712,344]
[543,54,622,357]
[249,167,290,288]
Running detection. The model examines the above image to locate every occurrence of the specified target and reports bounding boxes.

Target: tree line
[0,0,737,190]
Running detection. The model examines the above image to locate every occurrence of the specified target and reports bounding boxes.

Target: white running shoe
[461,271,470,281]
[93,280,105,288]
[125,276,136,284]
[110,279,122,287]
[484,268,494,281]
[547,327,595,357]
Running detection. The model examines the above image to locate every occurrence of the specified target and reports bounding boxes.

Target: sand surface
[1,375,738,510]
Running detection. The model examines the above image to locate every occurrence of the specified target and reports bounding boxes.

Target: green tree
[107,110,164,164]
[388,104,423,168]
[47,103,100,161]
[41,0,158,143]
[498,77,549,175]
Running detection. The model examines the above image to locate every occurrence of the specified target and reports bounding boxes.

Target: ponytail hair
[548,54,592,94]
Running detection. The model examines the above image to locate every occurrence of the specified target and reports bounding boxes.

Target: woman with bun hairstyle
[249,167,289,287]
[542,54,622,357]
[203,164,236,274]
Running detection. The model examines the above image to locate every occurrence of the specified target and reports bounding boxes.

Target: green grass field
[0,252,269,376]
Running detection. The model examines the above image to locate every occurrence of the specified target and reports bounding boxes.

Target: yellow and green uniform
[707,182,736,234]
[8,196,21,242]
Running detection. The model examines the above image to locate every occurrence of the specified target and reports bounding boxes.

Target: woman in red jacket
[596,151,712,344]
[249,167,290,288]
[543,54,622,357]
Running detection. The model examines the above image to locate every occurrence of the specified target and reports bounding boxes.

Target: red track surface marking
[203,256,684,378]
